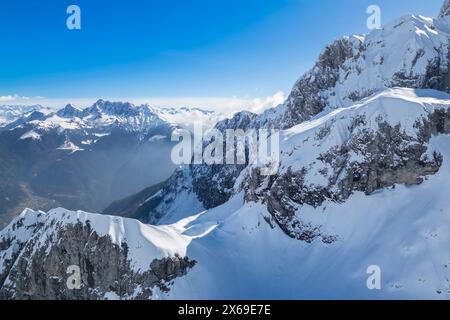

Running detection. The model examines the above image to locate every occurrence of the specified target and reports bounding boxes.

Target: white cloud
[0,94,34,103]
[0,95,20,102]
[245,91,285,114]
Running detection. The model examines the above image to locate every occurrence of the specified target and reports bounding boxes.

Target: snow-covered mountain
[2,88,450,299]
[6,100,218,141]
[2,1,450,300]
[109,3,450,226]
[279,14,450,128]
[0,101,220,228]
[0,105,49,128]
[0,208,196,299]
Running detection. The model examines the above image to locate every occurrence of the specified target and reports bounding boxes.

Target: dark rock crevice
[0,220,196,300]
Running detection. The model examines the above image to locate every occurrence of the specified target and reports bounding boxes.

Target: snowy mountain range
[106,3,450,226]
[3,100,218,138]
[0,105,49,127]
[2,1,450,300]
[0,101,220,228]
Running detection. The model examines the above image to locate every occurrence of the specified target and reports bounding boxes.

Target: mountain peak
[56,103,82,118]
[439,0,450,18]
[89,99,139,117]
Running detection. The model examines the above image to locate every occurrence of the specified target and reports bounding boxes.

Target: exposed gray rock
[0,214,195,300]
[104,5,450,230]
[191,111,262,209]
[283,38,450,130]
[283,37,361,129]
[109,111,263,223]
[245,109,450,242]
[440,0,450,18]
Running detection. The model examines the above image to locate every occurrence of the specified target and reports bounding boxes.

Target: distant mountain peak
[0,104,46,127]
[87,100,143,118]
[56,104,82,118]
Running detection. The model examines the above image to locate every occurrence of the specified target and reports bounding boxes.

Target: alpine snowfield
[2,1,450,300]
[2,88,450,299]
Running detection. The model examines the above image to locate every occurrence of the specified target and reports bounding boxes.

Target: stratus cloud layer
[0,92,285,116]
[0,95,30,102]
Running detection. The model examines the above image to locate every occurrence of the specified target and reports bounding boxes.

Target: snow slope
[0,207,192,274]
[3,2,450,300]
[120,10,450,226]
[2,88,450,299]
[168,148,450,300]
[277,88,450,185]
[253,12,450,130]
[163,89,450,299]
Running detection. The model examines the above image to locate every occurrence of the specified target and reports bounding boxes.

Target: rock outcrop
[244,91,450,242]
[440,0,450,18]
[0,209,196,300]
[106,10,450,226]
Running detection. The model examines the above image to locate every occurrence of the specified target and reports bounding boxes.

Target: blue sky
[0,0,443,109]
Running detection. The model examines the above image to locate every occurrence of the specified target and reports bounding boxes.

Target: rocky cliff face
[109,89,450,243]
[0,209,195,300]
[282,37,362,129]
[440,0,450,18]
[244,91,450,242]
[109,9,450,226]
[106,111,262,224]
[5,2,450,300]
[3,88,450,300]
[282,15,450,129]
